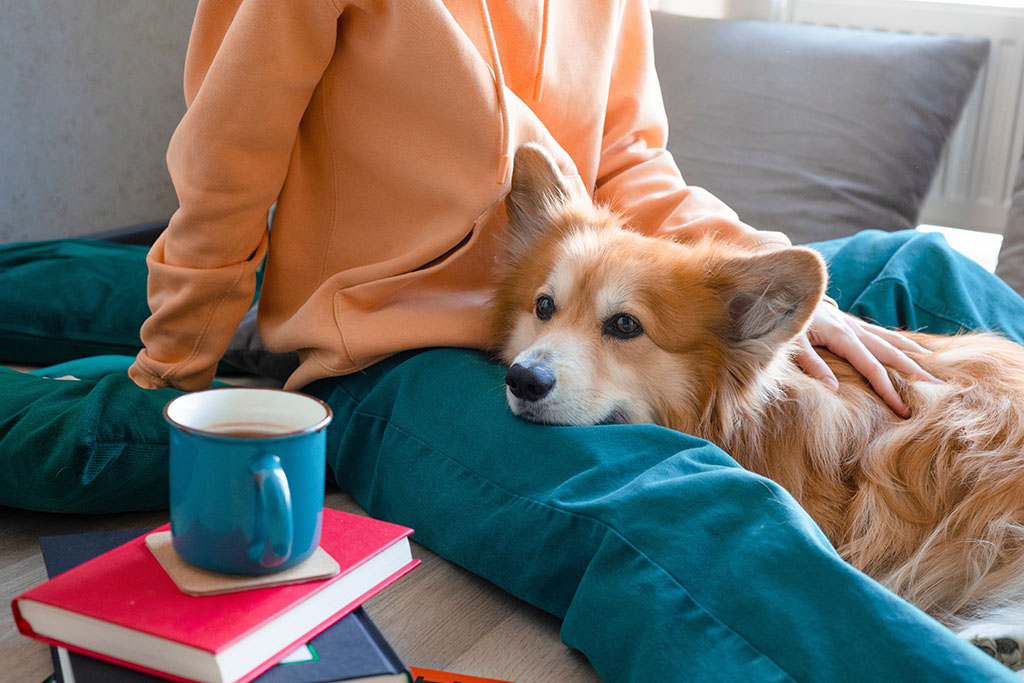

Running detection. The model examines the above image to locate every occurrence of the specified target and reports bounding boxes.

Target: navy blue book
[39,529,410,683]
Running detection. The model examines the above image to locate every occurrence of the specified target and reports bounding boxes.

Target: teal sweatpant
[2,230,1022,681]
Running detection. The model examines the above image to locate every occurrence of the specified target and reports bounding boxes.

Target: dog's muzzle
[505,362,556,402]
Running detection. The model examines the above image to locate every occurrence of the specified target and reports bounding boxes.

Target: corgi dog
[489,143,1024,671]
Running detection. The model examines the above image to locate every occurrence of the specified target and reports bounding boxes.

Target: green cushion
[0,238,265,373]
[0,357,176,513]
[0,240,151,364]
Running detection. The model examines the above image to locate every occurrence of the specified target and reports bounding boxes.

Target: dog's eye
[535,295,556,321]
[604,314,643,339]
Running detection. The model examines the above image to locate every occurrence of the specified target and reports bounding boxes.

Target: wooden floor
[0,490,600,683]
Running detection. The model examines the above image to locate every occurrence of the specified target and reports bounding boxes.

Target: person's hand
[794,299,940,418]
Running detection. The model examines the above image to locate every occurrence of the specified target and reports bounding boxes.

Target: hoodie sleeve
[128,0,342,390]
[592,0,790,250]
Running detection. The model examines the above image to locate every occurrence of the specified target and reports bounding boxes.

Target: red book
[409,667,513,683]
[12,508,419,683]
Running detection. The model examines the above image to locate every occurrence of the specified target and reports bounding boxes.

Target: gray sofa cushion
[995,155,1024,296]
[652,14,989,244]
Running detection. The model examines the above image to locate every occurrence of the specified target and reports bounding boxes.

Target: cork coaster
[145,531,340,596]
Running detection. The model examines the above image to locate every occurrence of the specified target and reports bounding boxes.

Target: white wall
[648,0,778,19]
[0,1,199,244]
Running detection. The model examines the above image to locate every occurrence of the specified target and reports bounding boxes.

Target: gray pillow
[995,155,1024,296]
[651,14,989,244]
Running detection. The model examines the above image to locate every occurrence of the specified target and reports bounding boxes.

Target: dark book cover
[39,528,410,683]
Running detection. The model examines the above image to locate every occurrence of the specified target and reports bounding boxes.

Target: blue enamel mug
[164,388,332,575]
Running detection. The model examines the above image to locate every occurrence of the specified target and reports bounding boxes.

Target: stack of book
[12,508,420,683]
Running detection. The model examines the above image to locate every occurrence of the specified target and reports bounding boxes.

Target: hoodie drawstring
[478,0,551,184]
[477,0,511,184]
[534,0,549,101]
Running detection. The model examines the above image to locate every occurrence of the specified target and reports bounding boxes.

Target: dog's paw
[960,625,1024,670]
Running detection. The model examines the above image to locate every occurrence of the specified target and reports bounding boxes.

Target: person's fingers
[800,303,945,416]
[855,324,942,384]
[793,333,839,392]
[820,322,910,417]
[855,319,932,356]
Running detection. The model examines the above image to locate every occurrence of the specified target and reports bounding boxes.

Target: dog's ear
[504,143,573,258]
[710,247,827,350]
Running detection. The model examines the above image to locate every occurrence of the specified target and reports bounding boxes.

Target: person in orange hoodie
[127,0,929,415]
[4,1,1015,681]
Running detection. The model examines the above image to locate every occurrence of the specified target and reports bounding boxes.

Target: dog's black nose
[505,363,556,402]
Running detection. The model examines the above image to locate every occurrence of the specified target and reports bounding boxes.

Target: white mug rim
[164,387,332,440]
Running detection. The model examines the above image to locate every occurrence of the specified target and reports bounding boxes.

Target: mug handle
[248,454,294,568]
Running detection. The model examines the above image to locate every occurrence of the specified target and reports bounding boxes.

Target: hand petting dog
[796,301,941,418]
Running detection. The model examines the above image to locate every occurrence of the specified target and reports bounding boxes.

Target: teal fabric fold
[816,229,1024,340]
[308,347,1016,682]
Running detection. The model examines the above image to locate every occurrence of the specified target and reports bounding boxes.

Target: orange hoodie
[129,0,790,392]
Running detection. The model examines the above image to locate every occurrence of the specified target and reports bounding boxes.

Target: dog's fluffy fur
[490,144,1024,670]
